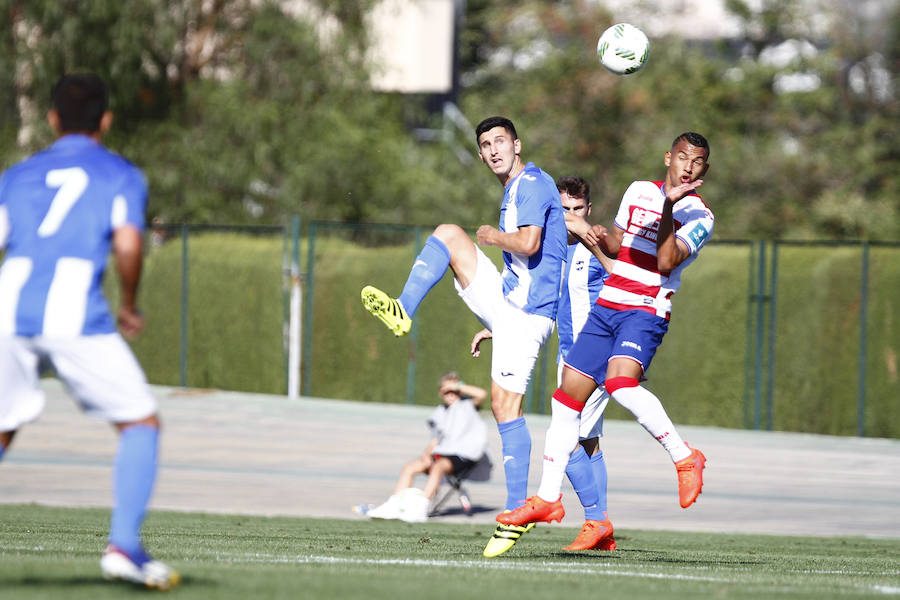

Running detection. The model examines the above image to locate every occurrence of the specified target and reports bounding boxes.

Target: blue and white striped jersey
[557,242,608,363]
[0,134,147,337]
[499,162,567,320]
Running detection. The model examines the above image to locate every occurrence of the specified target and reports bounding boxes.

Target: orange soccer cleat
[496,495,565,526]
[675,445,707,508]
[562,519,615,551]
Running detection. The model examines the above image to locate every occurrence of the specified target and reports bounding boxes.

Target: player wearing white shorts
[361,116,567,557]
[0,73,179,589]
[555,176,616,551]
[498,132,714,531]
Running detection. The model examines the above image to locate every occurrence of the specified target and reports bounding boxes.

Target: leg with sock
[109,424,159,557]
[590,450,609,519]
[497,417,531,511]
[606,376,706,508]
[565,445,600,519]
[497,389,583,527]
[398,235,451,317]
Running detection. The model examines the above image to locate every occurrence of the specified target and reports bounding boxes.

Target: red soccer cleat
[496,495,565,526]
[562,519,615,551]
[675,445,707,508]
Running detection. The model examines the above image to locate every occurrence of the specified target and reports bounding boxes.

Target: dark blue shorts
[563,304,669,385]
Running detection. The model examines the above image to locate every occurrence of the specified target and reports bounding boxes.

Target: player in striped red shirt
[497,132,714,529]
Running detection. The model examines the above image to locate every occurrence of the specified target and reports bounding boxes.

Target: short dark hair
[51,73,109,133]
[556,176,590,204]
[672,132,710,158]
[475,116,517,144]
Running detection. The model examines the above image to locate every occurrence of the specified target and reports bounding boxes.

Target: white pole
[288,264,301,400]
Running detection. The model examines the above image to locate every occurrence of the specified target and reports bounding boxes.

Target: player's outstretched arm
[113,225,145,339]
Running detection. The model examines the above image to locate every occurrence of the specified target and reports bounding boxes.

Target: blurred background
[1,0,897,436]
[2,0,897,237]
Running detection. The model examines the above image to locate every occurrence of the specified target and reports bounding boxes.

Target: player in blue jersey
[555,176,617,551]
[361,116,567,557]
[0,73,179,590]
[472,176,617,551]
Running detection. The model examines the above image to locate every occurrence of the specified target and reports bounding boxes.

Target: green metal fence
[124,220,899,438]
[298,222,899,438]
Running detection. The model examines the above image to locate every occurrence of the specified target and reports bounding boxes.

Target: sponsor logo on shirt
[687,223,709,247]
[627,205,661,242]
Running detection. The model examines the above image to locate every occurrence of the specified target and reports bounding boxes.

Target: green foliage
[123,230,900,438]
[1,1,896,239]
[116,231,287,393]
[2,504,899,600]
[458,0,899,240]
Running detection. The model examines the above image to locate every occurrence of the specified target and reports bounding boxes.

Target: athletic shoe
[495,495,565,526]
[675,445,707,508]
[482,520,536,558]
[398,489,430,523]
[562,519,615,551]
[367,494,403,520]
[361,285,412,336]
[100,544,180,590]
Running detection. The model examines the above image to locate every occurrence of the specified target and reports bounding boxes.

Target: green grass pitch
[1,504,897,599]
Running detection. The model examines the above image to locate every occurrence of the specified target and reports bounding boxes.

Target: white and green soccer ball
[596,23,650,75]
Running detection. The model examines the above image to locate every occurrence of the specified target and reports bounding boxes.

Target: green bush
[124,230,899,438]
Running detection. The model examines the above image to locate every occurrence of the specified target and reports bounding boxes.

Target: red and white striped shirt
[596,180,714,320]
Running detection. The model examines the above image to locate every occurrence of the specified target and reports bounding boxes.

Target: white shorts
[455,246,555,395]
[557,360,608,440]
[0,333,158,431]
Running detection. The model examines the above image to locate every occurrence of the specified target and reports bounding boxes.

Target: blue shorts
[564,304,669,385]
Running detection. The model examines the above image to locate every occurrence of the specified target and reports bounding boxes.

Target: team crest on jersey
[574,259,585,271]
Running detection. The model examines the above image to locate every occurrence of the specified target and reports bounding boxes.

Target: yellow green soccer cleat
[361,285,412,337]
[482,519,536,558]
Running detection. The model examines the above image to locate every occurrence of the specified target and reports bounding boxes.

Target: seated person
[368,372,488,522]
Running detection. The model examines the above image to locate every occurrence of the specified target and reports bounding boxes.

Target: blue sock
[398,236,450,317]
[109,425,159,558]
[591,450,609,520]
[566,445,603,520]
[498,417,531,511]
[0,443,5,461]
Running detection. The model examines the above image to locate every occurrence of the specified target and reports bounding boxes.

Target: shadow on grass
[1,574,208,591]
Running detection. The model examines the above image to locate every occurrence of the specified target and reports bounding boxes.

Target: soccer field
[2,382,899,598]
[2,504,898,599]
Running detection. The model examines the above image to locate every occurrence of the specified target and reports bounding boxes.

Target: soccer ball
[596,23,650,75]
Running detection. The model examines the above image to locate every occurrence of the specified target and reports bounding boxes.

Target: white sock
[611,384,691,462]
[536,398,581,502]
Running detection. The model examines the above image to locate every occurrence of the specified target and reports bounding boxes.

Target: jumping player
[473,175,617,551]
[361,116,567,557]
[497,132,713,529]
[0,73,179,589]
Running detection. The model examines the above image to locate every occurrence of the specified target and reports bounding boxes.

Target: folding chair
[429,452,493,517]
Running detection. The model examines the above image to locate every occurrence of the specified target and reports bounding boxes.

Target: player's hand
[665,179,703,203]
[117,306,145,339]
[476,225,497,246]
[583,224,608,247]
[470,328,492,357]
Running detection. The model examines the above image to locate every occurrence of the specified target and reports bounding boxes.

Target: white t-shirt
[428,398,487,461]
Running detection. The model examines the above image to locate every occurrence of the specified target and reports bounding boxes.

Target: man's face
[559,191,590,218]
[664,139,709,190]
[477,126,521,179]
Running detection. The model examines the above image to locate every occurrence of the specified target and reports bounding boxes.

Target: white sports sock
[536,398,581,502]
[611,384,691,462]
